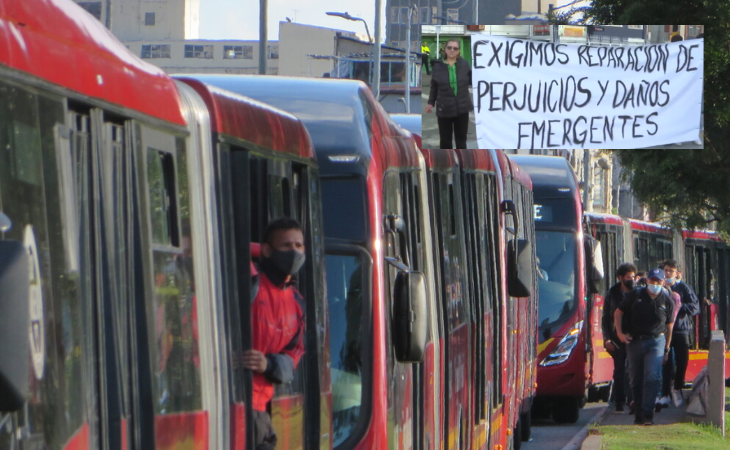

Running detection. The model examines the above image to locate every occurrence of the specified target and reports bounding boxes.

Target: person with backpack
[602,263,637,412]
[614,268,675,425]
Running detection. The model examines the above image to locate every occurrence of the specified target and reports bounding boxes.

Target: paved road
[521,402,607,450]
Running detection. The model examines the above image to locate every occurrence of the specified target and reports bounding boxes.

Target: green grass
[588,387,729,449]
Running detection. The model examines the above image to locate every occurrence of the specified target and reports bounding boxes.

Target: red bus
[586,213,730,397]
[420,149,536,450]
[507,155,604,424]
[0,1,330,449]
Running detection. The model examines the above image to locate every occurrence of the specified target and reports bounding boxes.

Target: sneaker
[672,389,684,407]
[643,420,656,426]
[628,402,636,415]
[660,395,671,408]
[654,398,662,413]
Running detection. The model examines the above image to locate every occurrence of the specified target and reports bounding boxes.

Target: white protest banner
[470,35,703,149]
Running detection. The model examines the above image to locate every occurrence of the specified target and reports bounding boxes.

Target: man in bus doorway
[242,218,306,449]
[661,260,700,407]
[602,262,637,413]
[615,268,675,425]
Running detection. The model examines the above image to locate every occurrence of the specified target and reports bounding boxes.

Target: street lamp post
[326,11,372,43]
[326,11,378,98]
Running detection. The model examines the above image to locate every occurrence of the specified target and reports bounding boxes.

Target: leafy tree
[612,150,730,238]
[584,0,730,150]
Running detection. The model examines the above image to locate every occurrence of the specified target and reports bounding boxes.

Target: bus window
[143,131,201,415]
[326,250,368,446]
[536,230,577,341]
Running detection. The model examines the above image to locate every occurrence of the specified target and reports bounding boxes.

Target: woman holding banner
[425,38,473,149]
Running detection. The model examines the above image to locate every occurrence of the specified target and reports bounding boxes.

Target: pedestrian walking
[425,38,473,149]
[615,268,675,425]
[661,260,700,406]
[421,42,431,75]
[601,263,637,412]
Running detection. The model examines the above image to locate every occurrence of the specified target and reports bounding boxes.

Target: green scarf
[447,61,457,96]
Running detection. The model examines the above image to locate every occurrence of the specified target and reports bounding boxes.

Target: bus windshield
[535,230,578,342]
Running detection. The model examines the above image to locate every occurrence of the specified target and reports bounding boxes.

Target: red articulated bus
[507,156,604,424]
[419,149,537,450]
[586,213,730,395]
[0,1,330,449]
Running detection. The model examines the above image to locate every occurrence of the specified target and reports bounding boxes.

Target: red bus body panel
[0,0,185,125]
[154,411,209,450]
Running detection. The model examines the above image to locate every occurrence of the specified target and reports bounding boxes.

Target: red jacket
[251,271,305,411]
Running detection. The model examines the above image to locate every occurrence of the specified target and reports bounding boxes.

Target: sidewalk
[581,401,690,450]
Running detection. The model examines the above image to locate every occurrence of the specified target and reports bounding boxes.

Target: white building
[74,0,200,40]
[123,40,280,75]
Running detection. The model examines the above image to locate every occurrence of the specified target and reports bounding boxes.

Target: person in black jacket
[661,260,700,406]
[615,268,675,426]
[601,263,637,412]
[425,38,473,149]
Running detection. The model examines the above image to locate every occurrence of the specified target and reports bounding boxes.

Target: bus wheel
[552,398,580,424]
[520,411,532,441]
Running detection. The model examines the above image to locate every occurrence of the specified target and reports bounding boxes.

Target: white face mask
[647,284,662,295]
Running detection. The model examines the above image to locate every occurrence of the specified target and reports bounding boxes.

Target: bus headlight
[539,320,583,366]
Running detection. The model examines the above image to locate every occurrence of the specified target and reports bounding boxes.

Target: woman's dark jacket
[427,57,473,118]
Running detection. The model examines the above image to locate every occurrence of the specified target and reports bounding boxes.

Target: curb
[559,406,609,450]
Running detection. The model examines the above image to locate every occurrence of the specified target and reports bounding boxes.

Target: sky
[199,0,385,42]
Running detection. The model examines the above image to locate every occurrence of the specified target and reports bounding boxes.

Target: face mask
[666,278,676,284]
[647,284,662,295]
[623,279,635,289]
[269,249,306,276]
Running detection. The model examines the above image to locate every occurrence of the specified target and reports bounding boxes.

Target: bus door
[135,124,205,449]
[222,149,322,450]
[429,170,471,450]
[382,170,429,450]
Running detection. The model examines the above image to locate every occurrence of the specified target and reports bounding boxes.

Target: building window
[419,7,429,24]
[400,7,409,24]
[145,12,156,26]
[141,44,171,59]
[390,7,400,24]
[223,45,253,59]
[78,2,102,21]
[628,25,643,30]
[688,25,702,36]
[447,9,459,23]
[431,7,438,24]
[184,45,214,59]
[267,45,279,59]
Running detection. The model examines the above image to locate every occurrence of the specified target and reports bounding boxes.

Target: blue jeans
[627,334,665,420]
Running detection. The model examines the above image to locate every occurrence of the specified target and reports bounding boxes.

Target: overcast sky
[199,0,385,42]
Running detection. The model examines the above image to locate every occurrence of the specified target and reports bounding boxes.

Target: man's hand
[617,331,632,345]
[604,340,617,353]
[241,349,268,373]
[425,104,433,113]
[662,352,669,365]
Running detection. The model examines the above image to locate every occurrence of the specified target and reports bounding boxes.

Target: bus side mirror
[393,270,427,363]
[584,235,605,294]
[0,239,30,412]
[507,239,533,298]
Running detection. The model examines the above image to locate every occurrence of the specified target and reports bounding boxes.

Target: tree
[584,0,730,151]
[612,150,730,238]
